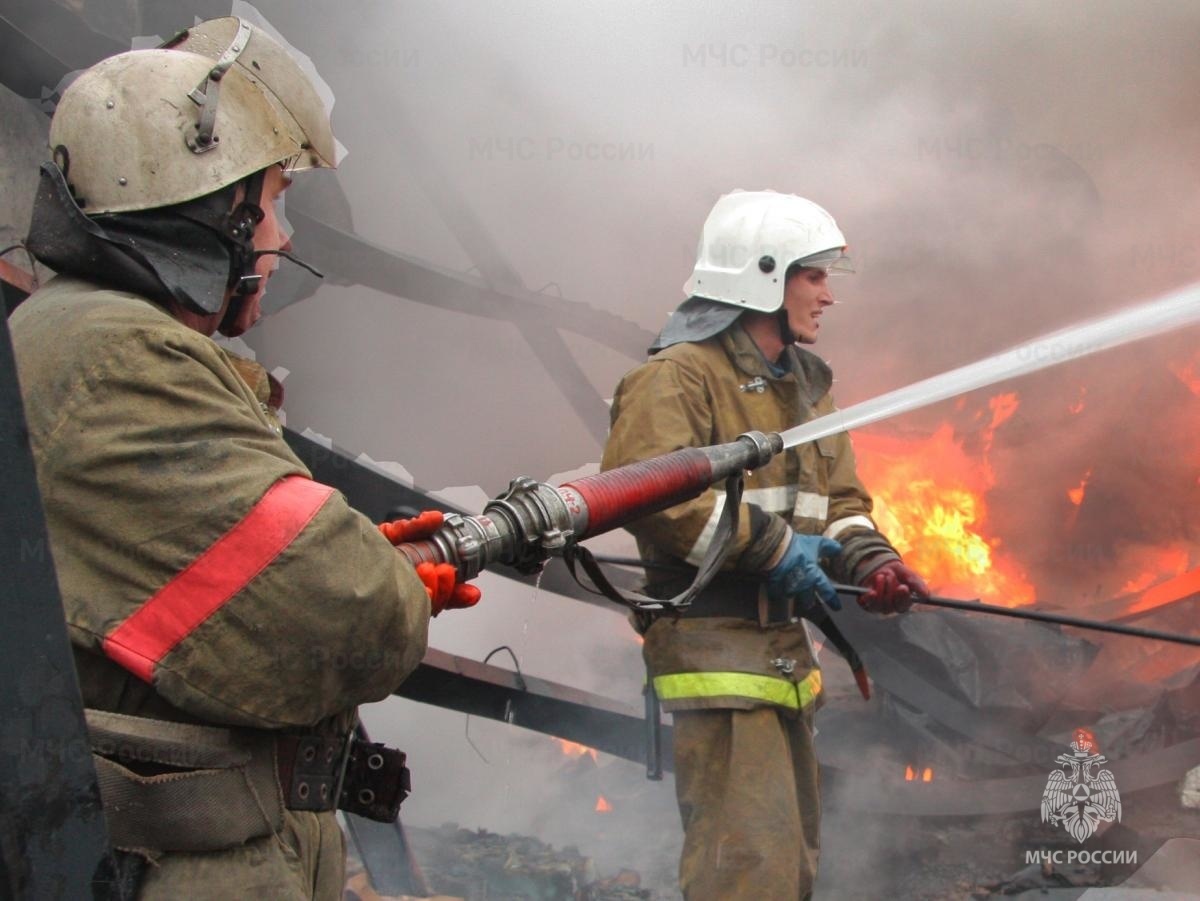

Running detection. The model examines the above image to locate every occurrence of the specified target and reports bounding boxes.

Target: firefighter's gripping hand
[378,509,445,544]
[859,560,928,615]
[766,533,843,610]
[378,511,482,615]
[415,562,482,616]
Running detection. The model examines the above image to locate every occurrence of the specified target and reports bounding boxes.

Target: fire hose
[391,430,1198,778]
[394,430,781,608]
[393,427,1198,689]
[392,430,872,718]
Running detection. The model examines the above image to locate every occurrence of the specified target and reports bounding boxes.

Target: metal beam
[395,648,667,769]
[284,206,652,362]
[398,648,1200,816]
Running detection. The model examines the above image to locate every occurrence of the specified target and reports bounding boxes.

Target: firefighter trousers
[136,809,345,900]
[672,705,820,901]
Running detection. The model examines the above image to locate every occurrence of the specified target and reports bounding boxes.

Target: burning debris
[815,781,1200,899]
[397,823,657,900]
[555,739,600,764]
[854,403,1036,607]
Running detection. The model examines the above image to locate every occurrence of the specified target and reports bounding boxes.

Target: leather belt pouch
[86,709,283,852]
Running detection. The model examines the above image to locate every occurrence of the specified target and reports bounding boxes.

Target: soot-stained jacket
[601,322,899,712]
[10,276,431,729]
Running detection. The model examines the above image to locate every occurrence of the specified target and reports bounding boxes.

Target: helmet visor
[794,247,855,275]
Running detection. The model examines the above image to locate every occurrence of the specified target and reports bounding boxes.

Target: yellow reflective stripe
[793,491,829,521]
[742,486,795,514]
[824,514,875,541]
[653,669,822,710]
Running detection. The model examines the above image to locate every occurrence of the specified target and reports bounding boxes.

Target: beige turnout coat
[11,277,431,898]
[601,323,895,713]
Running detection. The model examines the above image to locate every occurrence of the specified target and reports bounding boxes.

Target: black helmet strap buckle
[224,168,267,298]
[219,167,324,330]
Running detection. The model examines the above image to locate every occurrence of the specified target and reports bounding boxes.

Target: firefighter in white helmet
[11,17,478,899]
[602,190,928,900]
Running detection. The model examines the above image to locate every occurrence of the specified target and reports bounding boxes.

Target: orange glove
[378,511,481,614]
[415,562,482,616]
[378,510,445,544]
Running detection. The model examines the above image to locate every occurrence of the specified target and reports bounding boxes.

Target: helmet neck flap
[648,295,743,353]
[26,160,320,316]
[27,161,237,313]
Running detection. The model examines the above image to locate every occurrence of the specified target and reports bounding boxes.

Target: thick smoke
[243,5,1200,897]
[242,0,1200,892]
[6,0,1199,895]
[252,0,1200,532]
[249,0,1200,610]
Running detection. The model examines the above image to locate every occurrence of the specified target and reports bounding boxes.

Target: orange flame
[922,767,934,783]
[1119,542,1199,616]
[855,414,1036,607]
[904,765,915,781]
[986,392,1020,439]
[1120,545,1191,596]
[1168,351,1200,397]
[1067,469,1092,507]
[595,795,612,813]
[554,739,598,762]
[1073,727,1098,753]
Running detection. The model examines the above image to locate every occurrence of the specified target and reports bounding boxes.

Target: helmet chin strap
[226,169,267,296]
[250,248,324,278]
[218,168,323,333]
[776,308,796,346]
[216,169,267,334]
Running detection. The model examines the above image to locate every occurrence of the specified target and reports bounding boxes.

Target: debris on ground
[399,823,658,900]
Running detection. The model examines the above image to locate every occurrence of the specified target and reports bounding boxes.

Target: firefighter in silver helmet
[602,190,928,900]
[11,17,479,899]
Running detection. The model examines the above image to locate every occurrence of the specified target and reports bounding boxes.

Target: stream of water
[779,280,1200,448]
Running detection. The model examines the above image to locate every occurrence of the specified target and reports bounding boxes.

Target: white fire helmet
[682,190,853,313]
[48,16,336,215]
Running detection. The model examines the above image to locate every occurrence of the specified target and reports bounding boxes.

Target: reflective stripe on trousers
[653,669,822,710]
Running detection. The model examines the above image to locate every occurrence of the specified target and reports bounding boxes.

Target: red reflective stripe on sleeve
[103,476,335,683]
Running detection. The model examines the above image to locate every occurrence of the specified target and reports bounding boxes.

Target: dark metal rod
[587,553,1200,648]
[842,585,1200,648]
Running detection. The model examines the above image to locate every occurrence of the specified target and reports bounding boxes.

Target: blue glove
[766,533,843,610]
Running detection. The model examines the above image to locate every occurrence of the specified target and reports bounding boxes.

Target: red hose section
[562,448,714,539]
[396,541,447,569]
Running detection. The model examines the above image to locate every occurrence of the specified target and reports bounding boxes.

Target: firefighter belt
[85,710,408,853]
[650,572,794,625]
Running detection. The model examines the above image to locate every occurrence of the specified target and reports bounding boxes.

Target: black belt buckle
[338,738,409,823]
[285,734,347,812]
